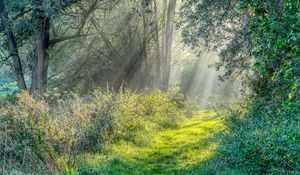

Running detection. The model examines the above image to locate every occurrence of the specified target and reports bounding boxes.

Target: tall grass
[0,89,191,174]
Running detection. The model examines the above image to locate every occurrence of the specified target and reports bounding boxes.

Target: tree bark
[139,1,149,90]
[160,0,167,89]
[161,0,176,91]
[153,0,162,88]
[0,0,27,91]
[30,1,50,99]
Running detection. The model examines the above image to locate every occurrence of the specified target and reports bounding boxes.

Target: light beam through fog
[170,32,241,108]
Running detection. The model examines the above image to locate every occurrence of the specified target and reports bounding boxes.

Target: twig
[2,124,8,175]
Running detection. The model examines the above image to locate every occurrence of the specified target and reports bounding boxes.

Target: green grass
[0,80,18,96]
[0,79,30,97]
[68,111,247,175]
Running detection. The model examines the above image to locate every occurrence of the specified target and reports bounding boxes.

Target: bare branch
[49,34,93,46]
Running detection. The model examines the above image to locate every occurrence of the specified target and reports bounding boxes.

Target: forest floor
[74,111,246,175]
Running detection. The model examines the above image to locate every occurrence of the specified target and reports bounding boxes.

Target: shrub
[0,92,56,173]
[214,1,300,174]
[219,96,300,174]
[0,89,189,174]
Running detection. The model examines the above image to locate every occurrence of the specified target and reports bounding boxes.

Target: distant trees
[0,0,89,98]
[111,0,177,91]
[178,0,299,100]
[49,0,178,92]
[0,0,178,98]
[178,0,252,81]
[161,0,176,91]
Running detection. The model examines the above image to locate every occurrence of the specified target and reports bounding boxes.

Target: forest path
[78,111,225,175]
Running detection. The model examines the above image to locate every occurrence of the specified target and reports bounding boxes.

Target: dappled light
[76,111,224,174]
[0,0,299,174]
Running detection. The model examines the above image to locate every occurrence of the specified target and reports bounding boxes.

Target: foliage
[215,0,300,174]
[0,89,188,174]
[0,79,30,98]
[177,0,254,80]
[219,100,300,174]
[0,80,18,97]
[0,92,56,173]
[179,0,300,174]
[1,0,174,95]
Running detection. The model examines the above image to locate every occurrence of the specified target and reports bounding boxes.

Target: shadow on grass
[95,139,216,175]
[77,114,243,175]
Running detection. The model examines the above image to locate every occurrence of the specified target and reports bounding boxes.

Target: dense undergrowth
[178,1,300,174]
[217,99,300,174]
[0,89,193,174]
[209,1,300,174]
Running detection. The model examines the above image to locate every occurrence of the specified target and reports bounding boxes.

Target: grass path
[77,111,226,175]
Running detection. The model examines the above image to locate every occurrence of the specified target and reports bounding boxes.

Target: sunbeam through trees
[0,0,299,174]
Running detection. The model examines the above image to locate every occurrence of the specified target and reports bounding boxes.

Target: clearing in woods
[76,111,229,175]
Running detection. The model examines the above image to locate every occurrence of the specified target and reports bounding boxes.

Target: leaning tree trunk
[31,3,50,99]
[0,0,27,91]
[161,0,176,91]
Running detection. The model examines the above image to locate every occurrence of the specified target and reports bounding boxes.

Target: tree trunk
[162,0,176,91]
[0,0,27,91]
[139,1,148,89]
[160,0,167,89]
[30,3,50,99]
[153,0,162,88]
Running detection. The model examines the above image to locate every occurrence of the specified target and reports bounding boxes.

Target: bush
[0,89,189,174]
[213,1,300,174]
[219,96,300,174]
[0,92,56,173]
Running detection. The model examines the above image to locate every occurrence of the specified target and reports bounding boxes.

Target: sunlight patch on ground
[77,111,225,174]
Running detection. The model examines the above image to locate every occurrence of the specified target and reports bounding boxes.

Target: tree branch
[12,8,32,21]
[49,34,92,46]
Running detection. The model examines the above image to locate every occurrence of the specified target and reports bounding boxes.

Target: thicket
[220,1,299,174]
[179,0,299,174]
[0,89,189,174]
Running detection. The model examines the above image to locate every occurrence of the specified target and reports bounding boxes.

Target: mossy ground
[72,111,243,175]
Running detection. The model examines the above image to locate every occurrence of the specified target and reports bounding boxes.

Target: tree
[0,0,27,91]
[30,0,50,98]
[178,0,253,80]
[179,0,300,173]
[161,0,176,91]
[0,0,103,98]
[0,0,178,97]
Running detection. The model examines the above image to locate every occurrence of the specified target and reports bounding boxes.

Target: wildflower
[288,92,296,100]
